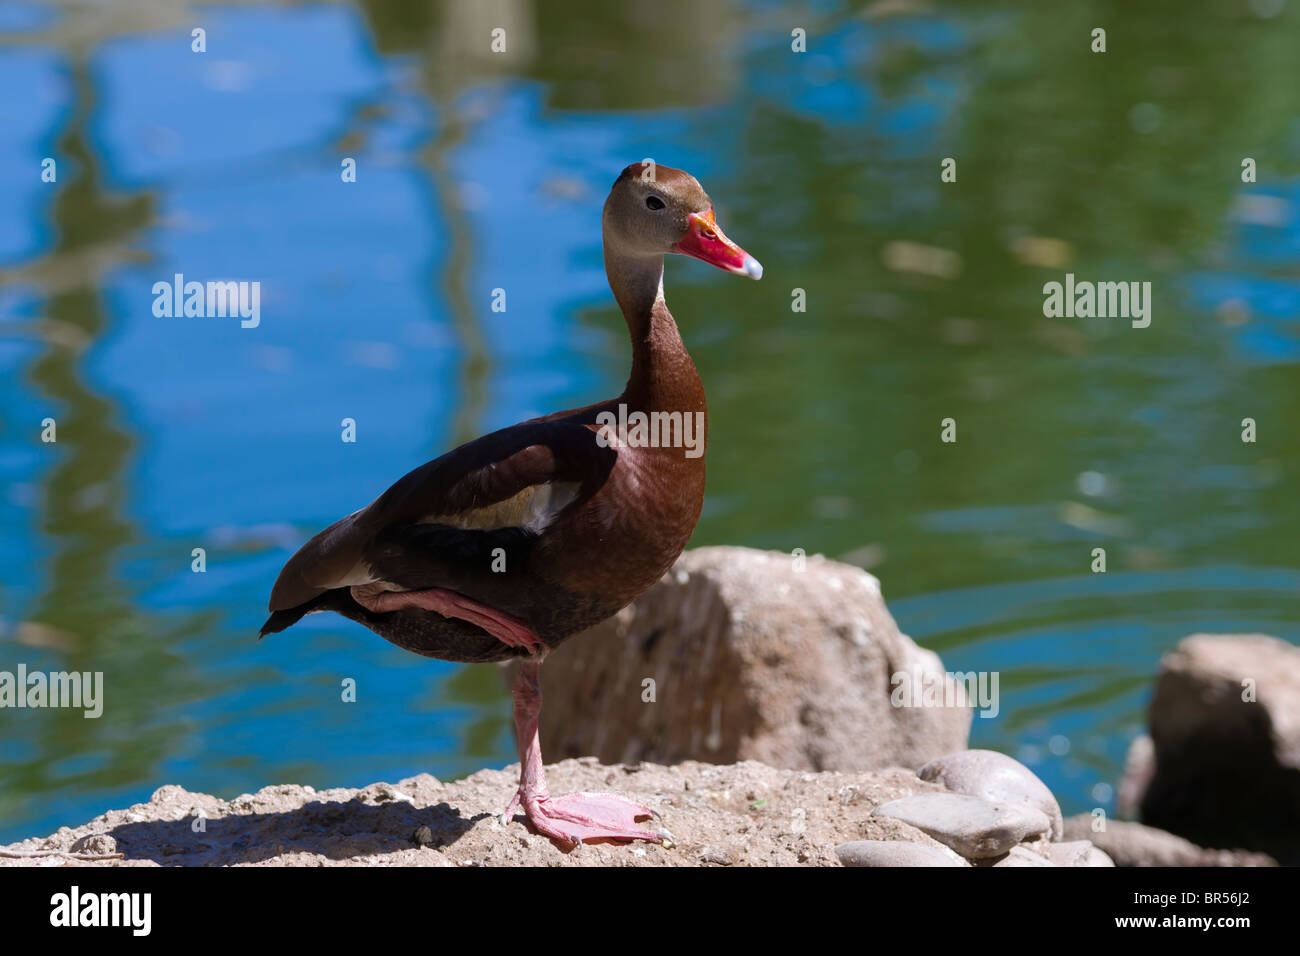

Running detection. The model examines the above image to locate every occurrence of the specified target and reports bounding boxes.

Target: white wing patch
[419,480,580,534]
[331,560,380,588]
[312,483,580,592]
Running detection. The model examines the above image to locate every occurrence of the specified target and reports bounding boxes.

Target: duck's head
[603,162,762,280]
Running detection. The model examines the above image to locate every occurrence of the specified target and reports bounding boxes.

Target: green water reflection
[1,0,1298,841]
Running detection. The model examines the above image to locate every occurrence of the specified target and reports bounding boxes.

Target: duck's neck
[604,245,705,414]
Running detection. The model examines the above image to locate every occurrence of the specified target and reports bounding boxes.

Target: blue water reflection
[2,1,1298,843]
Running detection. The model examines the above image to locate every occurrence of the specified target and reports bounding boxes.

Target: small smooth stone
[1044,840,1115,867]
[836,840,966,867]
[918,750,1064,841]
[873,793,1052,859]
[991,845,1057,867]
[700,846,734,866]
[70,833,118,856]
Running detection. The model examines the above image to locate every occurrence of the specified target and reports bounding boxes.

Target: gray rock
[835,840,966,867]
[919,749,1064,841]
[1119,633,1300,863]
[1042,839,1114,867]
[989,845,1056,867]
[519,547,971,772]
[873,793,1051,859]
[1062,815,1276,867]
[700,846,734,866]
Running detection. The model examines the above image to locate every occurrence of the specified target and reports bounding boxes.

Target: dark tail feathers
[258,592,332,639]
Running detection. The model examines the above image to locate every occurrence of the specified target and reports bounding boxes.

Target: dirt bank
[1,759,952,867]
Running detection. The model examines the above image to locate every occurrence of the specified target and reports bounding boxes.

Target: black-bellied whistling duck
[260,162,761,846]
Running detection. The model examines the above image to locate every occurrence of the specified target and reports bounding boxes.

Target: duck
[259,162,762,846]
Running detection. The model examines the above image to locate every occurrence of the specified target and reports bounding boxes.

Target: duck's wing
[266,420,615,613]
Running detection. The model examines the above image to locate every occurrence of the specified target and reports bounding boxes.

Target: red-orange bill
[672,209,763,279]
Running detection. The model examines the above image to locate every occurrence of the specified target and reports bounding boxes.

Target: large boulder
[1120,633,1300,864]
[526,547,971,771]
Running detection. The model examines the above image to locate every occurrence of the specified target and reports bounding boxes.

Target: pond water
[2,0,1298,843]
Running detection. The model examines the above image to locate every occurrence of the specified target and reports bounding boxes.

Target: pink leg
[351,584,540,653]
[503,660,663,847]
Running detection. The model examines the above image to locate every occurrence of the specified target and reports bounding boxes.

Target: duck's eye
[645,195,665,211]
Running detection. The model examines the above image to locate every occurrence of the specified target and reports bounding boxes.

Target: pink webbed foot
[505,789,663,847]
[502,660,660,847]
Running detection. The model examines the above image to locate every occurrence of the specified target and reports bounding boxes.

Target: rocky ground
[4,752,1270,867]
[3,760,953,867]
[3,547,1294,867]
